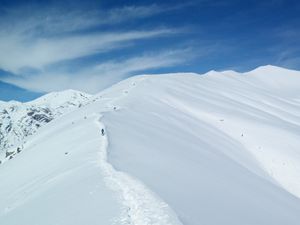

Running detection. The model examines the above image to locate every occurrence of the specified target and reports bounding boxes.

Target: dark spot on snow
[5,124,12,132]
[27,111,34,116]
[32,114,52,123]
[5,151,14,158]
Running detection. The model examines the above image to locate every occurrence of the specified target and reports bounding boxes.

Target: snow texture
[1,65,300,225]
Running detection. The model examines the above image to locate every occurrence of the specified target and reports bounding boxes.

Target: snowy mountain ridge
[0,90,91,163]
[0,65,300,225]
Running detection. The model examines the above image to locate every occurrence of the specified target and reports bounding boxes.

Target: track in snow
[95,116,182,225]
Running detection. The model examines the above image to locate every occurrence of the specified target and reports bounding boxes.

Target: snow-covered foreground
[96,116,182,225]
[1,65,300,224]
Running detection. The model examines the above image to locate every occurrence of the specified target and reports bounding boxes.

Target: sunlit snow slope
[0,65,300,225]
[0,90,90,163]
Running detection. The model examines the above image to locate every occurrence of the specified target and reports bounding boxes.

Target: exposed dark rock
[6,151,14,158]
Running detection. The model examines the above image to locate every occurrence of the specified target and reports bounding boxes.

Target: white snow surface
[1,65,300,225]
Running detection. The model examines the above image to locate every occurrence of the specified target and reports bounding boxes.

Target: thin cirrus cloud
[0,29,176,74]
[0,4,165,35]
[0,3,192,94]
[3,49,193,93]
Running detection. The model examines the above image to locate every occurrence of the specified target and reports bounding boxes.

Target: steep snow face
[0,65,300,225]
[0,90,90,163]
[101,66,300,224]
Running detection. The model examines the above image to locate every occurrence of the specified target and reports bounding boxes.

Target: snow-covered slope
[0,90,90,163]
[0,65,300,225]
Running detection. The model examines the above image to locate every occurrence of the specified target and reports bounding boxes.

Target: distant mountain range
[0,90,90,162]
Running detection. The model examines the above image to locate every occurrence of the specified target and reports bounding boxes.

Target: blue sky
[0,0,299,101]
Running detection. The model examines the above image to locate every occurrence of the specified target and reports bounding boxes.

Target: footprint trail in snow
[95,116,182,225]
[93,81,182,225]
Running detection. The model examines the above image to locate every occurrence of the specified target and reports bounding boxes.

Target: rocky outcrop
[0,90,91,162]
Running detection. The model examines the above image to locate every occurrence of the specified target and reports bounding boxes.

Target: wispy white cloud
[0,3,193,93]
[92,49,191,76]
[2,49,194,93]
[0,29,175,73]
[0,4,165,35]
[0,3,180,73]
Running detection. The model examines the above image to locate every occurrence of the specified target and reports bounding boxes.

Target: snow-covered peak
[243,65,300,95]
[251,64,291,72]
[0,90,91,162]
[0,100,20,109]
[0,101,7,109]
[28,89,91,109]
[99,65,300,97]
